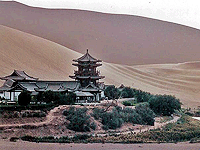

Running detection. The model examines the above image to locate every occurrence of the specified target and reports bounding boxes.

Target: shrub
[21,135,36,142]
[36,91,76,105]
[10,137,19,142]
[101,111,124,130]
[92,106,148,130]
[36,91,60,103]
[135,103,155,126]
[120,107,142,124]
[18,91,31,106]
[58,92,76,105]
[133,89,152,103]
[104,85,120,100]
[121,87,135,98]
[63,107,91,132]
[122,101,133,106]
[92,108,105,120]
[90,122,97,130]
[149,95,181,116]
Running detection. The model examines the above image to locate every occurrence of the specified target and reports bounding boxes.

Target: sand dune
[0,25,200,108]
[1,1,200,65]
[0,25,81,81]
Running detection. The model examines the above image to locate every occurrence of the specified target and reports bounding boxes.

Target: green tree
[135,102,155,126]
[121,87,135,98]
[18,91,31,106]
[36,91,76,105]
[149,95,181,116]
[104,85,120,100]
[36,91,60,103]
[134,89,152,103]
[63,107,91,132]
[58,92,76,105]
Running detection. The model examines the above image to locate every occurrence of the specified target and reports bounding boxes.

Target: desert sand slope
[0,25,200,108]
[1,1,200,65]
[0,25,81,82]
[102,62,200,108]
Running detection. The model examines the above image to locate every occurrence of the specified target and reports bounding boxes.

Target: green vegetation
[63,107,95,132]
[36,91,76,105]
[122,100,135,106]
[92,105,155,130]
[18,91,31,106]
[21,134,92,143]
[121,87,135,98]
[106,85,181,117]
[149,95,181,116]
[104,85,120,100]
[89,115,200,143]
[135,103,155,126]
[0,103,56,112]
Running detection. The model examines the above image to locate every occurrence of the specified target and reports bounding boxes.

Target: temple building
[70,49,105,101]
[0,50,105,102]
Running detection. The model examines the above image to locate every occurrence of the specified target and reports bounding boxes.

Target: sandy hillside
[1,25,200,108]
[1,1,200,65]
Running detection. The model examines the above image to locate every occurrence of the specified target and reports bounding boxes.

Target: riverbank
[0,139,199,150]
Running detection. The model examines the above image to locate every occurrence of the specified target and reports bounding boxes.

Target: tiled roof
[80,83,100,92]
[0,70,38,81]
[75,91,94,97]
[0,79,15,91]
[8,81,80,92]
[73,49,101,62]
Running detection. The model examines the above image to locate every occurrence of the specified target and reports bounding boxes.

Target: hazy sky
[3,0,200,29]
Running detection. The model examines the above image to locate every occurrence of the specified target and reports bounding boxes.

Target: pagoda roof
[73,49,102,62]
[72,63,102,67]
[0,70,39,81]
[80,83,100,92]
[69,76,104,80]
[7,81,80,92]
[0,79,15,91]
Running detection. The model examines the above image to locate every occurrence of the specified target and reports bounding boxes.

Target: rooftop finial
[87,49,88,53]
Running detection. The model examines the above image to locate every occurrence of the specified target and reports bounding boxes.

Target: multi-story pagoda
[69,49,105,101]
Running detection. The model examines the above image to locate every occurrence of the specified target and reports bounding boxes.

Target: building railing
[74,70,100,76]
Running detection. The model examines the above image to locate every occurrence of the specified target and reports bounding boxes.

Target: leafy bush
[36,91,60,103]
[149,95,181,116]
[90,122,97,130]
[92,106,153,130]
[122,101,133,106]
[120,87,152,103]
[58,92,76,105]
[90,115,200,143]
[135,103,155,126]
[10,137,19,142]
[36,91,76,105]
[101,111,124,130]
[121,107,142,124]
[21,134,92,143]
[104,85,120,100]
[63,107,91,132]
[92,108,105,120]
[121,87,135,98]
[18,91,31,106]
[133,89,152,103]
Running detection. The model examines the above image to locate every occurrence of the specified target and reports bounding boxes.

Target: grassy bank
[19,115,200,144]
[89,115,200,143]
